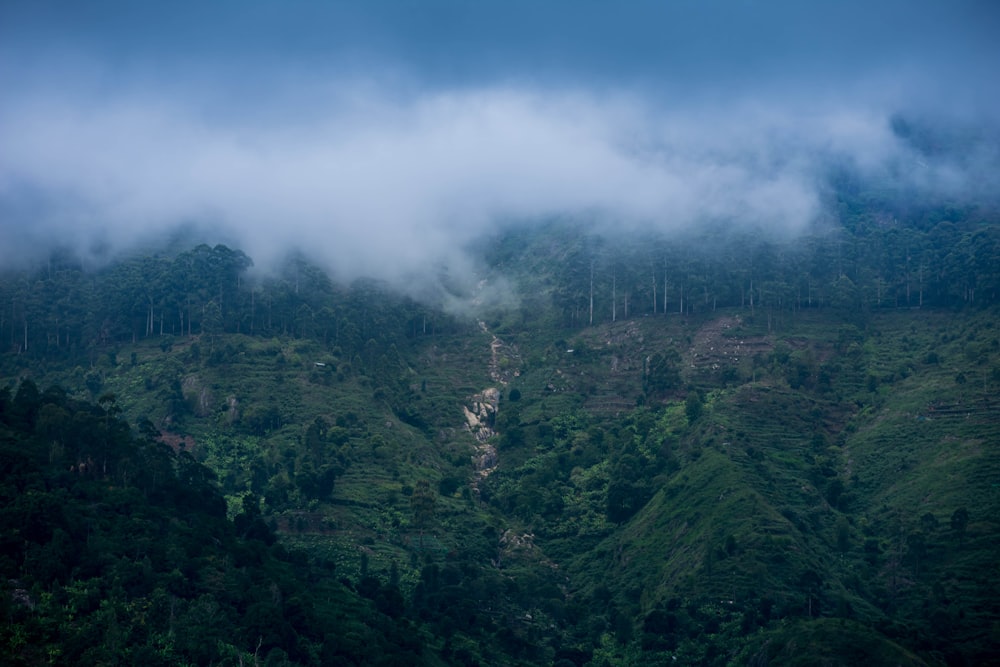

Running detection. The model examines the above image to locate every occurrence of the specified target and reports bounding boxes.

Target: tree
[685,391,703,424]
[644,350,682,399]
[410,480,437,549]
[829,274,861,316]
[606,479,647,524]
[950,507,969,545]
[799,570,823,617]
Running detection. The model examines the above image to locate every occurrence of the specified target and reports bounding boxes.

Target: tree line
[491,199,1000,330]
[2,193,998,363]
[0,243,463,371]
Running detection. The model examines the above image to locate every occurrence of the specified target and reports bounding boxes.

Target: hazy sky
[2,0,998,289]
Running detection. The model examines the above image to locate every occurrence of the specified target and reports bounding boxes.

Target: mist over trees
[0,242,463,364]
[3,185,998,366]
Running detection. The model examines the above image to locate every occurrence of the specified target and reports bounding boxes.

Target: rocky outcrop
[480,320,521,385]
[463,387,499,442]
[474,443,498,472]
[466,387,500,487]
[467,322,517,491]
[181,375,212,417]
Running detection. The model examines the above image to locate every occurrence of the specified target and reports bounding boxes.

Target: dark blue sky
[4,0,998,101]
[1,1,998,285]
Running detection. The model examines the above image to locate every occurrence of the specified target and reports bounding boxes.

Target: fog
[2,0,998,300]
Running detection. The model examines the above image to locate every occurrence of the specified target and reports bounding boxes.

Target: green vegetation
[2,194,999,664]
[0,384,439,665]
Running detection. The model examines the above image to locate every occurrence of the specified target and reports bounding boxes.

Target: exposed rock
[475,444,498,471]
[463,387,500,442]
[226,395,239,424]
[494,530,563,574]
[157,431,195,453]
[480,321,521,385]
[8,580,35,611]
[466,322,515,493]
[181,375,213,417]
[686,315,772,376]
[466,388,501,490]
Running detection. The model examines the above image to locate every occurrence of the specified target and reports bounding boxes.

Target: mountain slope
[2,215,999,665]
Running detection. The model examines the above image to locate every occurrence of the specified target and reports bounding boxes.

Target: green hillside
[2,210,999,665]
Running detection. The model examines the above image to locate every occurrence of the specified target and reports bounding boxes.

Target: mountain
[1,202,999,665]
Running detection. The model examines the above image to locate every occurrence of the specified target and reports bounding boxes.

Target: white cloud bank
[1,82,924,280]
[3,1,998,302]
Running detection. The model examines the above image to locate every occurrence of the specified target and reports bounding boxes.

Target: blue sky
[5,1,997,94]
[1,1,998,289]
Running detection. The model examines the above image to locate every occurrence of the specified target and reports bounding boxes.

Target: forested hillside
[0,384,448,665]
[2,192,999,665]
[3,189,999,358]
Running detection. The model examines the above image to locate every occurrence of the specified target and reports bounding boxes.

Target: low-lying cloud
[1,1,998,305]
[0,82,951,277]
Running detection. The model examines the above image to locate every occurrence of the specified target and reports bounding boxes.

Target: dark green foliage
[410,480,437,547]
[643,350,682,398]
[0,386,440,665]
[950,507,969,541]
[684,390,703,423]
[738,618,931,666]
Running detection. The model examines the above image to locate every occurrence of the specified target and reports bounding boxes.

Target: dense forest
[2,184,999,665]
[3,188,999,361]
[0,383,440,665]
